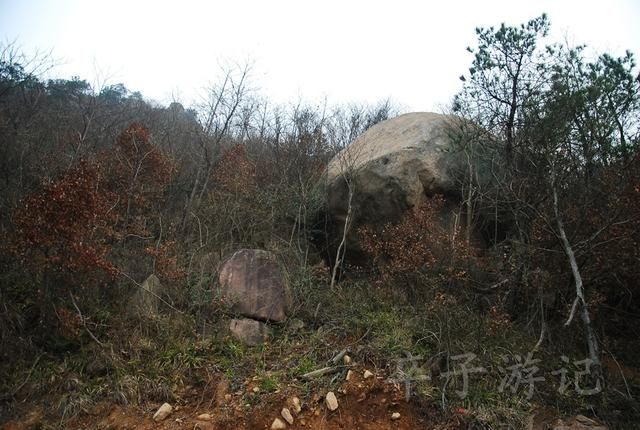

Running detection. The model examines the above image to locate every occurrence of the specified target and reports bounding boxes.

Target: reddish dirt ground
[1,366,466,430]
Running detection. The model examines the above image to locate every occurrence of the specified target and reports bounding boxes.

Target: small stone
[271,417,287,429]
[391,412,401,420]
[196,413,213,421]
[152,403,173,421]
[230,318,271,346]
[291,396,302,413]
[343,354,352,364]
[345,370,354,381]
[289,319,306,331]
[224,394,232,401]
[325,391,339,411]
[252,386,260,393]
[363,370,374,379]
[281,408,294,425]
[215,378,230,406]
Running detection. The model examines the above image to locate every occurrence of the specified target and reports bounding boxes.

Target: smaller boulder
[229,318,271,346]
[219,249,289,322]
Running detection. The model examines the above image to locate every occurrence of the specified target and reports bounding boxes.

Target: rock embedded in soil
[152,403,173,421]
[346,369,354,381]
[196,413,213,421]
[194,422,215,430]
[290,396,302,414]
[271,417,287,429]
[325,391,339,411]
[281,407,294,425]
[230,318,271,346]
[391,412,401,420]
[363,370,374,379]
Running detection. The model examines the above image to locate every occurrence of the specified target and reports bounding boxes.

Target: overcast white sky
[1,0,639,111]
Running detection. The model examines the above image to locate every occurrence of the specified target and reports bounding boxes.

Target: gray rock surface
[324,112,488,262]
[229,318,271,346]
[327,112,472,225]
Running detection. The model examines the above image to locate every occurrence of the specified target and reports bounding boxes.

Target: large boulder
[324,112,488,261]
[218,249,289,322]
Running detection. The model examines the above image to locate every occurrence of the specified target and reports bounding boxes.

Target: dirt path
[2,367,465,430]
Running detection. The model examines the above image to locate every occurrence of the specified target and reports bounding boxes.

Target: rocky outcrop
[327,112,471,224]
[323,112,489,263]
[219,249,289,322]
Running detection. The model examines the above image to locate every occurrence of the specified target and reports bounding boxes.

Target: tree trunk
[552,180,601,375]
[330,181,353,289]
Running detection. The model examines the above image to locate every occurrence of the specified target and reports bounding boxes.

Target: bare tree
[180,63,252,233]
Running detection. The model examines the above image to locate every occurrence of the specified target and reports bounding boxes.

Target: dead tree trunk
[552,178,601,375]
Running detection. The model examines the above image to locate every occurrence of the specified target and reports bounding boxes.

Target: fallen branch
[301,366,339,380]
[70,293,105,347]
[330,349,349,365]
[9,353,43,398]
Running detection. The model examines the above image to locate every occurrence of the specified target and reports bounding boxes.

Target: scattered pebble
[271,417,287,429]
[252,386,260,393]
[196,413,213,421]
[391,412,401,420]
[291,396,302,413]
[152,403,173,422]
[345,370,354,381]
[281,407,294,425]
[363,370,374,379]
[325,391,339,411]
[343,354,352,364]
